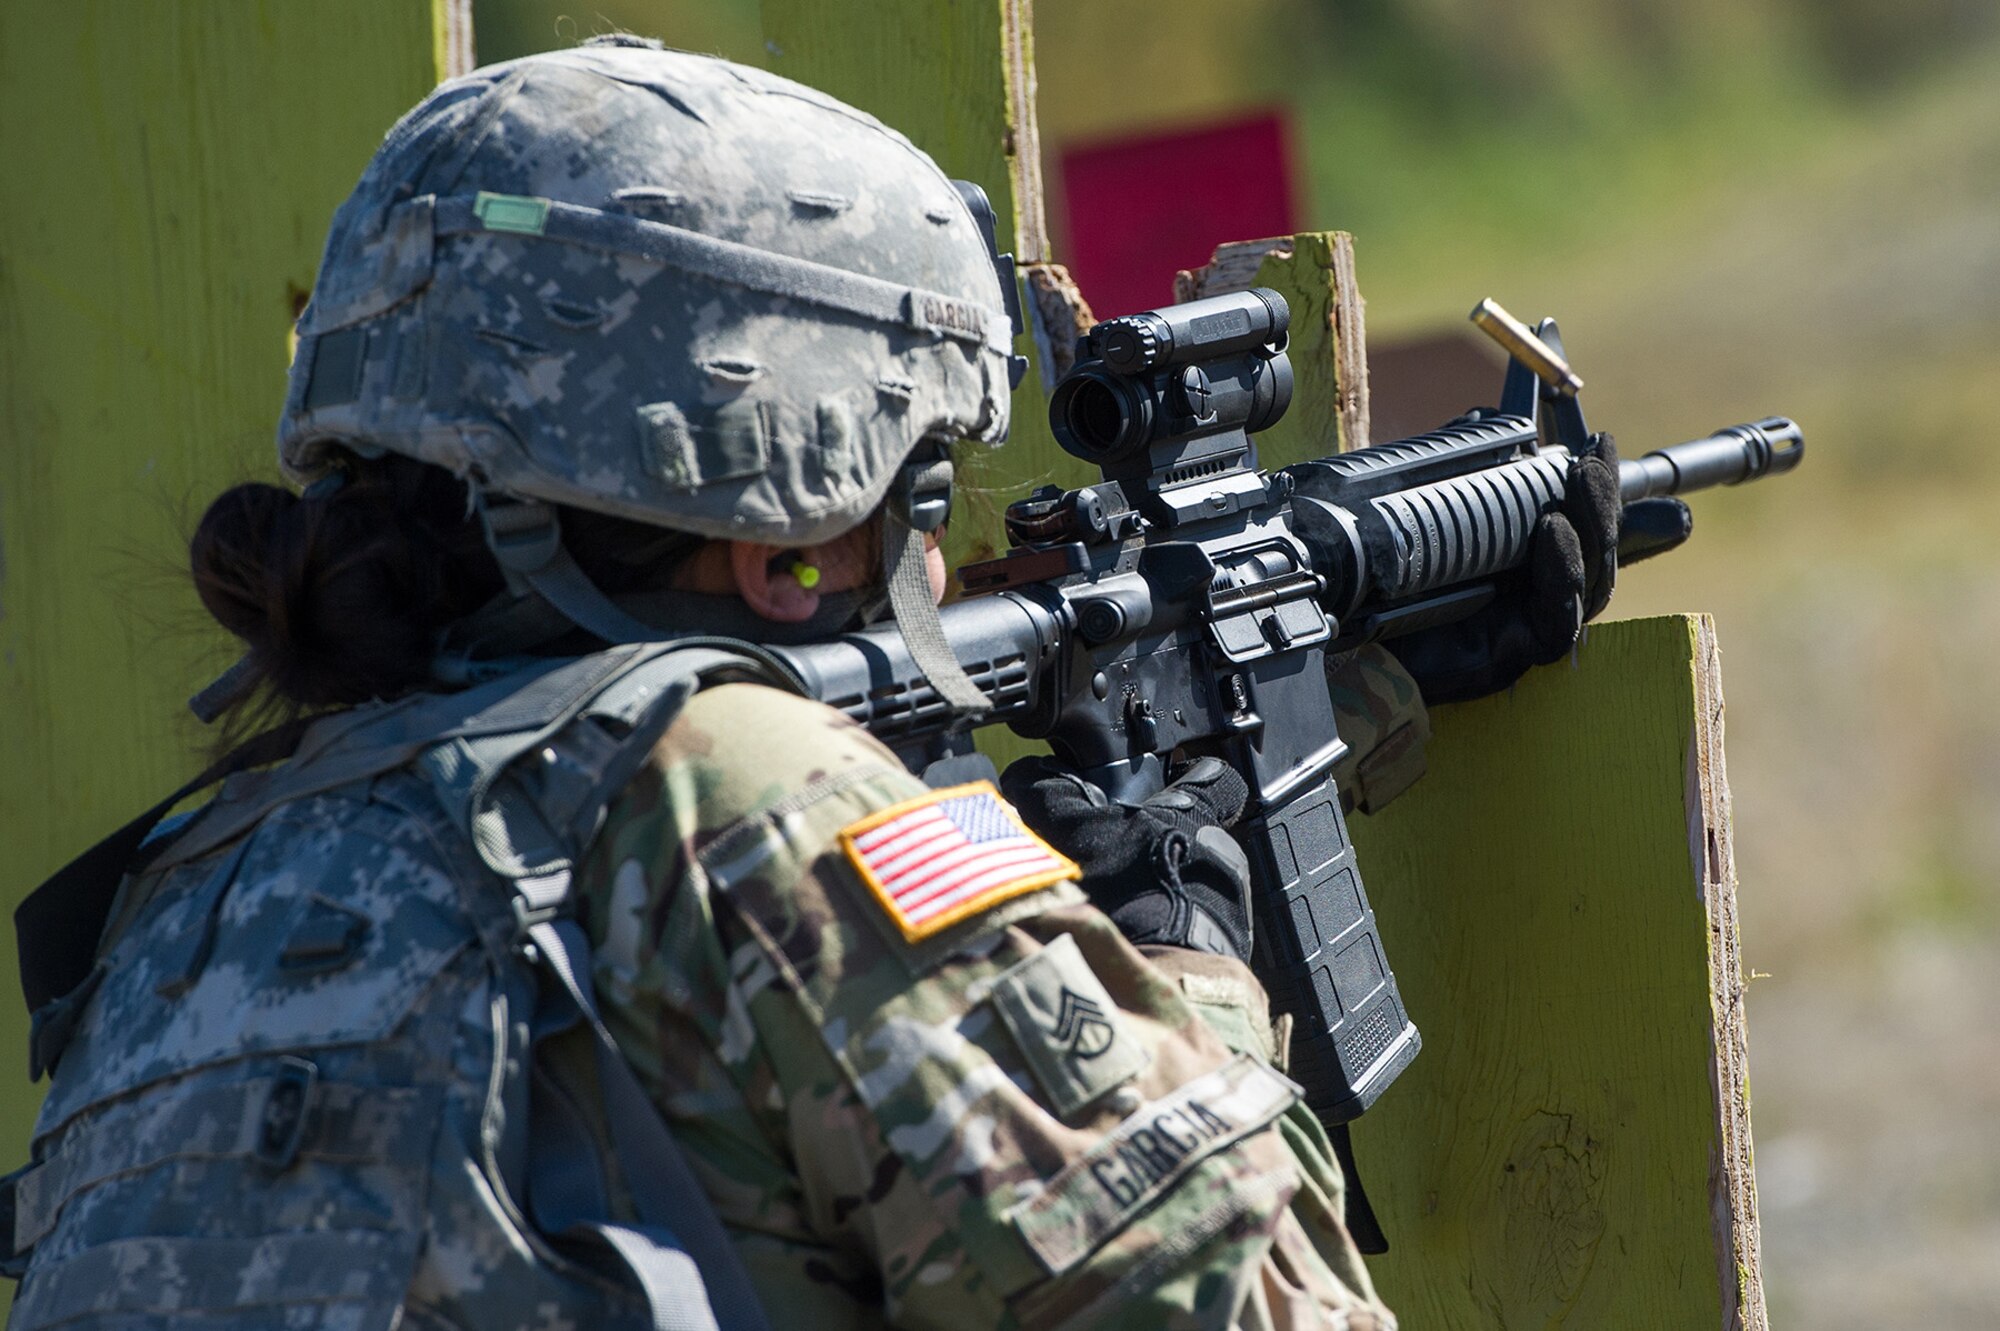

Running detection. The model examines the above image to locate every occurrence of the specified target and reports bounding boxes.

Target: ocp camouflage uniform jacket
[576,645,1427,1329]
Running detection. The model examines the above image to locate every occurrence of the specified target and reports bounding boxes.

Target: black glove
[1388,433,1686,704]
[1000,756,1254,962]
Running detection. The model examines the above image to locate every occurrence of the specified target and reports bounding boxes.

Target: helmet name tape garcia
[280,42,1014,549]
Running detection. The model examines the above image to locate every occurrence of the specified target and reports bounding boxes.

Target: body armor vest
[4,643,784,1330]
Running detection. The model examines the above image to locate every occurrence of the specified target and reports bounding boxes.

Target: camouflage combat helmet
[272,39,1020,708]
[280,39,1014,545]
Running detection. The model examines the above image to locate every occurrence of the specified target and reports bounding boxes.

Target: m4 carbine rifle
[765,289,1802,1130]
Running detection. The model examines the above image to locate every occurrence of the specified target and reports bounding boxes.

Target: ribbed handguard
[1364,452,1568,601]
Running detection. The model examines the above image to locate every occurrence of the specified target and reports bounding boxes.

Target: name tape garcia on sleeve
[1007,1054,1302,1275]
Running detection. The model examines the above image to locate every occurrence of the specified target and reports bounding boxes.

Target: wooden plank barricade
[1349,615,1766,1328]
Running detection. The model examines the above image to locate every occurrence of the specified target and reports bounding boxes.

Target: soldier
[3,38,1619,1331]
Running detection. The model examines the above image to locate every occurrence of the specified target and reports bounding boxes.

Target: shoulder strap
[15,639,800,1056]
[527,917,769,1331]
[148,650,648,873]
[425,640,790,888]
[8,650,642,1037]
[13,717,315,1027]
[410,639,787,1331]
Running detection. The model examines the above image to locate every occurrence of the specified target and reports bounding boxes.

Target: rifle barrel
[1619,417,1803,502]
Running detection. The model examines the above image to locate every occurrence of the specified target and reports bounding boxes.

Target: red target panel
[1059,109,1299,319]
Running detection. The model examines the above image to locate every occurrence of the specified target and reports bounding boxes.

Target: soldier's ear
[730,540,823,623]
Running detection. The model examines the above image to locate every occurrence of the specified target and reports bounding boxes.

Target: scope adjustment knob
[1173,365,1215,421]
[1099,320,1161,374]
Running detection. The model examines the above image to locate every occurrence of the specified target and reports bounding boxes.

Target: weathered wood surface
[0,2,457,1304]
[1691,614,1765,1330]
[1348,614,1766,1328]
[1177,231,1373,458]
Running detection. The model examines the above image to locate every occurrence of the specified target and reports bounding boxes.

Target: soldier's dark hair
[189,454,690,722]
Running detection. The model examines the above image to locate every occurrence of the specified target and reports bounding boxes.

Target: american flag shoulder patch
[838,781,1079,942]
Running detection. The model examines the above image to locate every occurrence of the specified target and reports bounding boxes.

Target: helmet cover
[279,41,1013,546]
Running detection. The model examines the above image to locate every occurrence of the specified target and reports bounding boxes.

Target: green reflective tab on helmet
[473,192,552,236]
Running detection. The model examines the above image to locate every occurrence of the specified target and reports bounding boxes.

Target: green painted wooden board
[1251,232,1371,456]
[0,1,454,1298]
[758,0,1072,505]
[761,0,1022,260]
[1349,613,1764,1328]
[1180,231,1373,459]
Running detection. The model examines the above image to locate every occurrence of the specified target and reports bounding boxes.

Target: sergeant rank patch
[839,781,1078,942]
[988,934,1150,1118]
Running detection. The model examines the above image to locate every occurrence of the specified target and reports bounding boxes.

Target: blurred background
[2,0,1992,1324]
[483,3,2000,1322]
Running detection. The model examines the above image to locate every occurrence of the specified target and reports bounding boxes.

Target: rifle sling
[1328,1121,1389,1255]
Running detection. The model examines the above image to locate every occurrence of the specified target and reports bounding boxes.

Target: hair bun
[188,459,509,717]
[190,483,298,642]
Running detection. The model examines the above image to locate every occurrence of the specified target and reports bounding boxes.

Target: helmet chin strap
[474,478,990,721]
[884,451,992,718]
[475,492,670,646]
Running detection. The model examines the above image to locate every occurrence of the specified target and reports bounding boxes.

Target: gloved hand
[999,756,1254,962]
[1388,433,1687,703]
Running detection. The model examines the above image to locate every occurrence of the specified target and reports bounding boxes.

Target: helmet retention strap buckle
[476,493,566,593]
[474,492,668,647]
[889,446,955,535]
